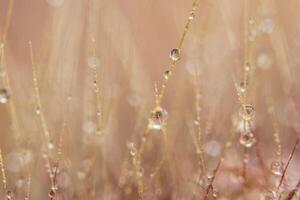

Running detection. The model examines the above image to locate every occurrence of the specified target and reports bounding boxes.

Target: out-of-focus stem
[276,138,299,192]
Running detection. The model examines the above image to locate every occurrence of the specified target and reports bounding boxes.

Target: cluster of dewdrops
[237,63,256,149]
[146,6,198,132]
[248,16,284,176]
[236,18,290,200]
[147,48,182,131]
[237,17,275,148]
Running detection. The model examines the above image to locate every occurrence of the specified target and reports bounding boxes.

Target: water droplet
[148,106,168,130]
[259,18,275,34]
[35,106,41,115]
[137,168,144,177]
[93,80,97,87]
[95,128,103,136]
[130,148,137,156]
[0,89,9,104]
[239,82,247,93]
[270,161,283,176]
[239,104,255,121]
[243,153,250,163]
[257,52,272,70]
[127,142,137,156]
[47,142,55,150]
[6,190,13,200]
[244,62,251,71]
[163,70,171,80]
[48,188,56,198]
[239,131,256,148]
[207,171,214,182]
[189,12,195,20]
[170,49,181,61]
[52,166,60,174]
[194,120,200,126]
[212,189,219,198]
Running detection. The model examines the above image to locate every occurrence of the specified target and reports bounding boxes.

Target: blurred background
[0,0,300,199]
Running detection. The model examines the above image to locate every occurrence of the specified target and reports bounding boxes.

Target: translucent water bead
[244,62,251,72]
[239,82,247,93]
[35,106,41,115]
[163,70,172,80]
[169,49,181,61]
[127,142,137,156]
[148,106,168,130]
[48,188,56,198]
[0,88,9,104]
[239,131,256,148]
[95,128,103,136]
[239,104,255,121]
[188,12,195,20]
[6,191,13,200]
[270,161,283,176]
